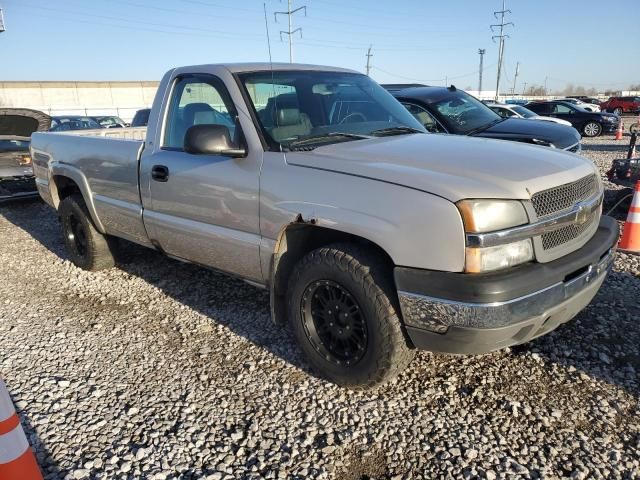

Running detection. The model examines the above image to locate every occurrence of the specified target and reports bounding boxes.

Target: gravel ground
[0,135,639,480]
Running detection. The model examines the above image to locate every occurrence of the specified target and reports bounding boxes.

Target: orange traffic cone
[618,181,640,254]
[615,119,624,140]
[0,379,43,480]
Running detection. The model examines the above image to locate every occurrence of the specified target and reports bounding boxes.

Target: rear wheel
[59,194,116,271]
[583,121,602,137]
[287,244,414,388]
[613,107,623,116]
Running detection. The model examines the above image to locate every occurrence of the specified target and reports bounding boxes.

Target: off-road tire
[59,194,116,271]
[287,243,415,388]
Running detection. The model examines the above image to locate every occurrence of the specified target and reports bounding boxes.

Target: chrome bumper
[398,247,615,333]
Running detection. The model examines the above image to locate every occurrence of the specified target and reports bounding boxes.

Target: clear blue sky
[1,0,638,92]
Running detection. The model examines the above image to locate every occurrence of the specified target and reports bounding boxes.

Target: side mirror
[184,124,246,157]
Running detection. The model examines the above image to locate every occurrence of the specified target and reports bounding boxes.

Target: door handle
[151,165,169,182]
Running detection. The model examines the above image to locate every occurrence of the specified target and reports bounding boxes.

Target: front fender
[260,164,466,272]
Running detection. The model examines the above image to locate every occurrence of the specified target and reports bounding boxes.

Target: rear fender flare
[50,162,106,233]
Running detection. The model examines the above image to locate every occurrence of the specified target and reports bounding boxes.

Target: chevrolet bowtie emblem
[575,202,590,225]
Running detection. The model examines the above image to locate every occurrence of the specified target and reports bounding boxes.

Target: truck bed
[30,128,149,245]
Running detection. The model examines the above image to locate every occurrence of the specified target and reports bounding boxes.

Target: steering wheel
[339,112,367,124]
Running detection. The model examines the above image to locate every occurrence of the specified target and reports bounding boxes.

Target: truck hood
[285,133,596,202]
[0,108,51,139]
[473,117,581,149]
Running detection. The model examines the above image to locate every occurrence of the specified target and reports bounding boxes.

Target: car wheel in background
[613,107,623,116]
[287,243,414,388]
[583,121,602,137]
[59,194,117,271]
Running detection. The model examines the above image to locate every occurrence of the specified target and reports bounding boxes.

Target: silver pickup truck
[30,63,618,387]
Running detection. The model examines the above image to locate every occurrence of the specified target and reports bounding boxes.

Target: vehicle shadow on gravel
[0,199,319,379]
[582,142,628,153]
[510,269,640,397]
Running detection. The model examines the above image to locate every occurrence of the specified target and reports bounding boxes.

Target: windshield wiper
[287,132,372,149]
[465,118,504,136]
[370,126,424,136]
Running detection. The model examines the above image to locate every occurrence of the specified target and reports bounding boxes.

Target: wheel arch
[268,222,396,326]
[50,164,106,233]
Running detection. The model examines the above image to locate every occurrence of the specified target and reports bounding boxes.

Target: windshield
[50,117,101,131]
[238,70,425,149]
[511,106,538,118]
[0,139,30,152]
[426,90,501,134]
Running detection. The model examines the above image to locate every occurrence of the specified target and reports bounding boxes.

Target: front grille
[531,174,598,218]
[541,210,598,250]
[531,174,601,257]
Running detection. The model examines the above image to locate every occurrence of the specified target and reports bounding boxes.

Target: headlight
[457,199,533,273]
[19,155,32,165]
[457,199,528,233]
[465,239,534,273]
[604,116,617,122]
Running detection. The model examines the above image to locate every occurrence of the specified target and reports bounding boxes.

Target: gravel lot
[0,135,638,480]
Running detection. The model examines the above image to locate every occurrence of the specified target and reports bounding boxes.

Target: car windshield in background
[50,117,101,131]
[511,105,538,118]
[94,116,124,128]
[428,90,501,135]
[0,139,30,152]
[238,70,426,150]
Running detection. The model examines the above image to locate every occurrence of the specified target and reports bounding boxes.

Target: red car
[600,96,640,115]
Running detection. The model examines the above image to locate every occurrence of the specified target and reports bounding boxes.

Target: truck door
[140,74,263,282]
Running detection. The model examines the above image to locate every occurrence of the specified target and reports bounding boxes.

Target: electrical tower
[0,8,6,33]
[365,46,373,76]
[274,0,307,63]
[478,49,486,95]
[490,0,513,102]
[511,61,520,95]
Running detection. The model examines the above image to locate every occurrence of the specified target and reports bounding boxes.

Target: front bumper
[602,122,620,134]
[0,175,39,202]
[396,216,619,354]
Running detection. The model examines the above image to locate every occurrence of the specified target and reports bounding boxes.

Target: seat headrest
[275,108,301,126]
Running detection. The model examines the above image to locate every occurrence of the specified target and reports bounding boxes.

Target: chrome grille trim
[531,174,598,218]
[466,191,603,248]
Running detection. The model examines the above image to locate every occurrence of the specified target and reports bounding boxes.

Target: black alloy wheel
[301,280,368,366]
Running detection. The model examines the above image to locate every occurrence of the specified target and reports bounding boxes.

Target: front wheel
[59,194,117,271]
[287,244,415,388]
[583,121,602,137]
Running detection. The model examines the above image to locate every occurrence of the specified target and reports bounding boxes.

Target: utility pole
[522,82,528,96]
[0,7,6,33]
[544,76,548,96]
[365,46,373,76]
[478,49,486,95]
[274,0,307,63]
[490,0,513,102]
[511,61,519,95]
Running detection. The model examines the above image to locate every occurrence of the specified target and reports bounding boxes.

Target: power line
[490,0,513,101]
[274,0,307,63]
[478,49,485,94]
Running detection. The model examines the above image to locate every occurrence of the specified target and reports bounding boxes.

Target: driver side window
[164,76,237,150]
[402,102,443,133]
